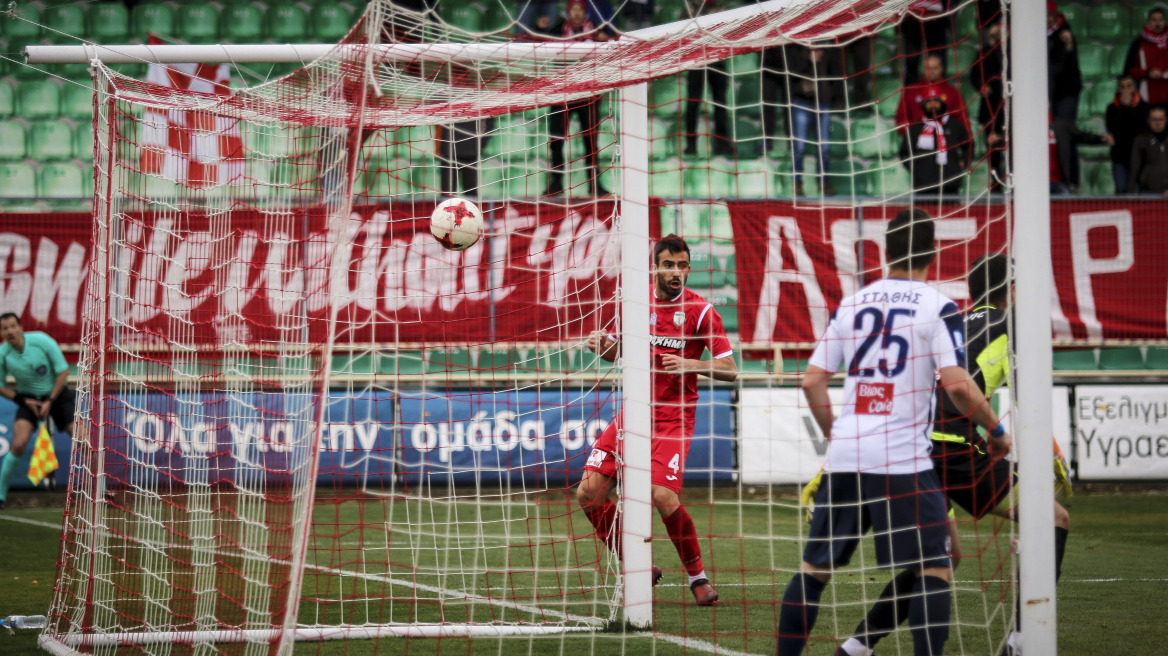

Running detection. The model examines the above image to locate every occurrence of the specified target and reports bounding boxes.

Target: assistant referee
[0,312,74,509]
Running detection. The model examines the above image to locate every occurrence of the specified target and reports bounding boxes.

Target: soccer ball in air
[430,198,484,251]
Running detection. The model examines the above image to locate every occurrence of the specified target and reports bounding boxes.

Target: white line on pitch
[643,632,769,656]
[0,514,62,529]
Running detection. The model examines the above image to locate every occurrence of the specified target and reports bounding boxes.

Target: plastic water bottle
[1,615,47,630]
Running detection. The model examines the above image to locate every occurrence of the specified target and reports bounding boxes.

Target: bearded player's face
[655,249,690,298]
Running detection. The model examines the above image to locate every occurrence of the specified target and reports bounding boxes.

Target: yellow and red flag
[27,422,58,486]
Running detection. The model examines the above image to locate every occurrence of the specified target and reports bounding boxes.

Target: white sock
[841,638,872,656]
[688,571,707,586]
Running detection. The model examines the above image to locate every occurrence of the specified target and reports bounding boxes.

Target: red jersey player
[576,234,738,606]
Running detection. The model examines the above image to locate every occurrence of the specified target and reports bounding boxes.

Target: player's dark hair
[885,208,934,272]
[968,254,1011,307]
[654,234,690,265]
[0,312,19,325]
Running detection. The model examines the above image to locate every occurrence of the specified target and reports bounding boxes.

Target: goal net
[40,0,1024,654]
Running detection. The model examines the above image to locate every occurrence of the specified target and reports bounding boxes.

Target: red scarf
[918,116,949,164]
[1047,13,1066,37]
[1143,26,1168,49]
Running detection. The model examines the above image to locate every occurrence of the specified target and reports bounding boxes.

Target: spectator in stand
[518,0,562,34]
[543,0,610,196]
[900,0,953,85]
[760,46,791,155]
[684,0,734,157]
[970,21,1006,190]
[837,36,874,110]
[1128,106,1168,195]
[1046,1,1082,122]
[1105,75,1151,195]
[902,87,971,195]
[1050,109,1114,196]
[896,54,972,139]
[439,118,496,199]
[1124,7,1168,107]
[784,44,841,195]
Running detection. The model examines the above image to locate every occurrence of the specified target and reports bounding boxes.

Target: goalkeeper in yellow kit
[0,313,73,509]
[814,254,1071,656]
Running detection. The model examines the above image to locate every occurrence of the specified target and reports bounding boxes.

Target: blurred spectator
[621,0,654,31]
[896,54,972,138]
[784,44,840,195]
[518,0,562,34]
[837,36,874,110]
[970,21,1006,189]
[544,0,609,196]
[1124,7,1168,107]
[684,0,734,157]
[1128,106,1168,195]
[1046,1,1082,122]
[1050,110,1113,195]
[900,0,953,85]
[439,118,496,199]
[1105,75,1150,195]
[760,46,791,155]
[902,87,971,195]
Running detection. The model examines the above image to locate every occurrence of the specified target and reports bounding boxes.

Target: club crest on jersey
[673,311,686,327]
[856,382,895,415]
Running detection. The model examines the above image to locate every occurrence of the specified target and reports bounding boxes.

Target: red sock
[584,499,623,560]
[662,506,704,577]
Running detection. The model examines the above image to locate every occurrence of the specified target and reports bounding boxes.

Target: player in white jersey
[776,209,1012,656]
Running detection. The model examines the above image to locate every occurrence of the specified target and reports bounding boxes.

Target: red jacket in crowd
[1125,24,1168,105]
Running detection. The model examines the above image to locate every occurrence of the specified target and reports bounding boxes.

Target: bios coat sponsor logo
[855,382,894,415]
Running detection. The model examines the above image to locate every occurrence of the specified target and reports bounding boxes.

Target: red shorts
[582,414,691,493]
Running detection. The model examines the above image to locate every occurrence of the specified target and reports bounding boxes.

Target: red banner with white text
[2,199,1166,346]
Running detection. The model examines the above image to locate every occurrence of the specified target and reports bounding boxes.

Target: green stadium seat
[0,80,13,118]
[651,167,683,198]
[782,357,811,374]
[375,350,426,375]
[0,162,37,198]
[1084,160,1115,195]
[176,5,220,44]
[74,123,94,161]
[442,5,481,32]
[59,82,93,121]
[736,352,773,375]
[0,121,26,160]
[1053,349,1097,370]
[132,4,176,39]
[87,3,130,42]
[850,116,899,160]
[309,5,355,42]
[735,164,775,198]
[1086,6,1131,45]
[1,5,41,38]
[28,120,75,161]
[42,5,87,44]
[827,159,869,196]
[1098,347,1145,370]
[722,253,737,286]
[709,205,733,239]
[651,76,685,117]
[332,353,374,376]
[1077,43,1112,83]
[828,117,850,158]
[220,5,264,43]
[263,5,308,41]
[709,293,737,332]
[1109,46,1130,79]
[872,38,898,77]
[734,74,761,115]
[508,165,547,198]
[650,117,679,160]
[1145,347,1168,370]
[38,162,87,199]
[17,80,60,120]
[867,164,912,198]
[1058,4,1088,28]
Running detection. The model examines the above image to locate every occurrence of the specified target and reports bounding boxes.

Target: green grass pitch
[1,490,1162,655]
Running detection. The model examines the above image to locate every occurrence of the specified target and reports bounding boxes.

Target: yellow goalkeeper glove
[799,467,824,523]
[1053,438,1073,500]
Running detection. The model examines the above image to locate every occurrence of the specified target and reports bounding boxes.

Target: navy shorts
[803,470,952,570]
[14,387,76,431]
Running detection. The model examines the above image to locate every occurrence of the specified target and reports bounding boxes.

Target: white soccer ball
[430,198,484,251]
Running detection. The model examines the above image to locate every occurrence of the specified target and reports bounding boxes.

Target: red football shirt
[612,287,734,433]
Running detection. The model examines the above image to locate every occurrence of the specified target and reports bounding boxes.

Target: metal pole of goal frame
[618,81,653,630]
[1010,0,1058,653]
